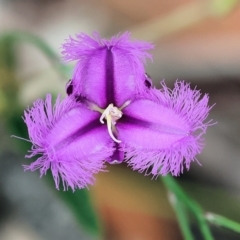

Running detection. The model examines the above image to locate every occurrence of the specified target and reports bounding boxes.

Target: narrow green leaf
[168,192,195,240]
[0,31,72,79]
[206,213,240,234]
[161,175,214,240]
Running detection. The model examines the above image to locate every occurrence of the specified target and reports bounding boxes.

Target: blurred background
[0,0,240,239]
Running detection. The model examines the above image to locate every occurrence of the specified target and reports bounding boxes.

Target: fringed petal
[61,32,154,107]
[118,81,213,176]
[23,94,114,191]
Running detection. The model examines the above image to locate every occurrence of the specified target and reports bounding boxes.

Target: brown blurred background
[0,0,240,239]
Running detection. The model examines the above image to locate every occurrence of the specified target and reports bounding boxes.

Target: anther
[99,104,122,143]
[89,101,131,143]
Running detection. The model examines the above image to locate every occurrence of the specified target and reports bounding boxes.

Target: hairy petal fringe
[123,135,202,176]
[61,32,154,107]
[122,81,213,176]
[61,32,153,62]
[23,94,114,191]
[158,81,214,132]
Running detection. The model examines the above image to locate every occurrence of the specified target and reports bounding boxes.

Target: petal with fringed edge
[23,94,114,191]
[118,81,213,176]
[62,32,154,108]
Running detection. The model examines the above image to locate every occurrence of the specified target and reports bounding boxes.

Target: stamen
[89,101,131,143]
[87,101,104,113]
[99,104,113,124]
[11,135,31,142]
[119,100,131,110]
[99,104,122,143]
[106,115,121,143]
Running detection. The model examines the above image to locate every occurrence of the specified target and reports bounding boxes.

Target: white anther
[106,115,121,143]
[99,104,123,143]
[99,105,110,124]
[100,104,114,124]
[119,100,131,110]
[89,101,131,143]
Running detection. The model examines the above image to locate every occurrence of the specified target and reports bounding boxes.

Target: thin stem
[206,213,240,234]
[161,175,214,240]
[0,31,71,78]
[195,213,214,240]
[168,192,195,240]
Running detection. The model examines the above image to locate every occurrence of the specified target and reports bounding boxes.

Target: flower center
[89,101,130,143]
[100,104,122,143]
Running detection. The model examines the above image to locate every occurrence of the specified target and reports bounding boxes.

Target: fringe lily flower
[22,32,212,191]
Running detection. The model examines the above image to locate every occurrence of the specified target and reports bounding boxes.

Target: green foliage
[206,213,240,234]
[161,175,240,239]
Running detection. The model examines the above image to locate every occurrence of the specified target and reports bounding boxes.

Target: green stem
[206,213,240,234]
[196,213,214,240]
[0,31,71,78]
[168,192,195,240]
[161,175,214,240]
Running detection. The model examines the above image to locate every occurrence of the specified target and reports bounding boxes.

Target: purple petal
[23,94,114,191]
[118,81,213,176]
[61,32,154,108]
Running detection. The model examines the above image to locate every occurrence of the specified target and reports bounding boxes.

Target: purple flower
[23,32,212,191]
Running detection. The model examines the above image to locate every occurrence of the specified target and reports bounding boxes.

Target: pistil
[100,104,122,143]
[88,101,131,143]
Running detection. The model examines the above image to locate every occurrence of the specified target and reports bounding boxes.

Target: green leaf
[0,31,72,79]
[206,213,240,234]
[161,175,214,240]
[167,192,195,240]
